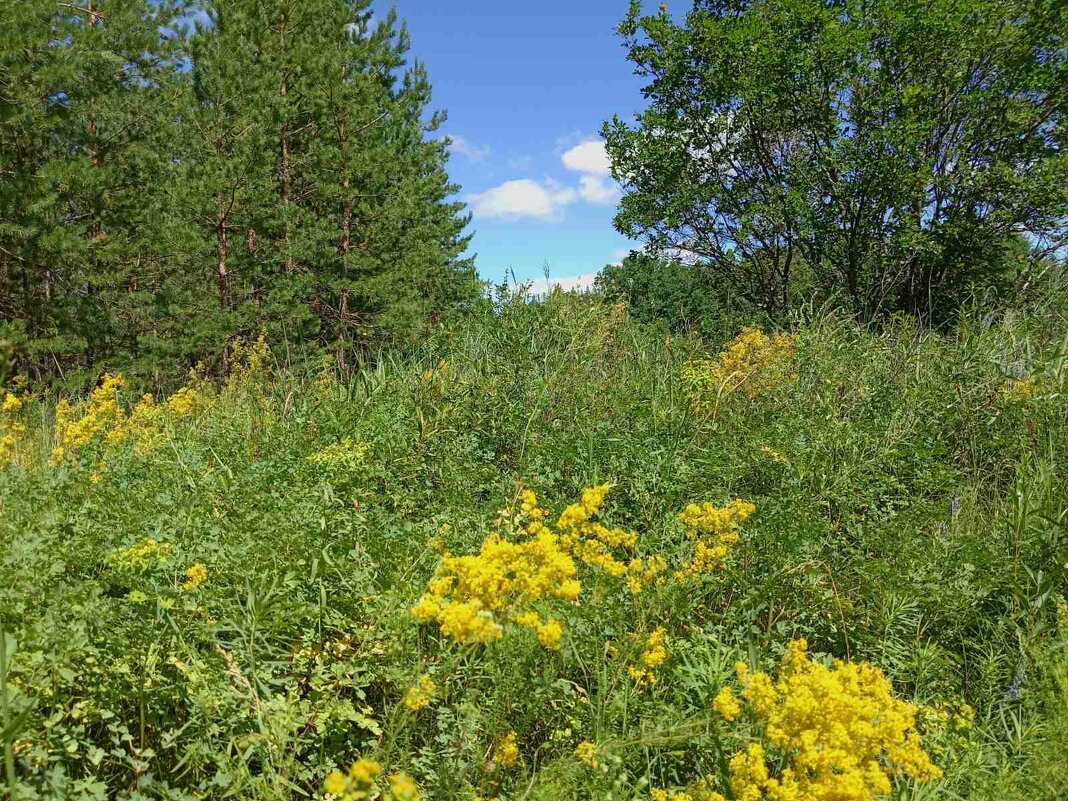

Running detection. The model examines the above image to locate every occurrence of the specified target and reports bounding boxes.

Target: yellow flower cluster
[324,759,380,800]
[652,790,699,801]
[674,499,755,582]
[710,639,941,801]
[387,773,420,801]
[51,374,126,465]
[403,674,436,711]
[50,371,213,466]
[626,554,668,594]
[683,327,797,407]
[123,373,213,454]
[324,761,418,801]
[181,563,209,591]
[545,485,668,594]
[1001,376,1036,401]
[225,334,272,394]
[574,740,599,769]
[712,685,741,721]
[1,389,27,466]
[513,610,564,649]
[413,487,753,650]
[107,538,173,570]
[653,772,735,801]
[494,730,519,768]
[307,437,371,471]
[629,627,669,685]
[411,490,582,648]
[555,485,640,581]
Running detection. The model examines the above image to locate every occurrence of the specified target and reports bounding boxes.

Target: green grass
[1,290,1066,800]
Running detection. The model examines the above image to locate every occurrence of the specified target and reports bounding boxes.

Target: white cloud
[465,137,620,224]
[524,272,600,295]
[468,179,576,222]
[448,134,490,162]
[560,139,619,205]
[577,174,621,205]
[561,139,612,176]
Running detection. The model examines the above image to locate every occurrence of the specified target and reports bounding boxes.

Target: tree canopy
[0,0,477,387]
[604,0,1067,324]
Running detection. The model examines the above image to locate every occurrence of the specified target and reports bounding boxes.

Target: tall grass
[0,289,1065,800]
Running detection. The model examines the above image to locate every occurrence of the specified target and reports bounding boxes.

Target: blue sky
[376,0,648,290]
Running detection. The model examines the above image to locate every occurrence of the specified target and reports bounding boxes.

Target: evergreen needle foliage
[0,0,477,387]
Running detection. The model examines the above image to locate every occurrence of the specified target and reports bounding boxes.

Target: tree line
[1,0,478,387]
[602,0,1067,328]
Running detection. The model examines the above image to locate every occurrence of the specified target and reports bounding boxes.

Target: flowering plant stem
[1,631,19,799]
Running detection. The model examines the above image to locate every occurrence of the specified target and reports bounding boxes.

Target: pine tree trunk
[337,177,351,371]
[279,66,294,273]
[215,196,229,310]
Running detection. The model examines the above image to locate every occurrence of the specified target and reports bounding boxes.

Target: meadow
[1,289,1066,800]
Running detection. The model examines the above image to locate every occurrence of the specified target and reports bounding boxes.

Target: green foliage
[0,0,478,387]
[597,251,743,339]
[1,289,1066,798]
[0,0,190,387]
[604,0,1068,325]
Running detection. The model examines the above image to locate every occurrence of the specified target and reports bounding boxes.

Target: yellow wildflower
[724,639,941,801]
[410,490,581,646]
[413,487,751,650]
[387,772,420,801]
[735,661,750,684]
[1002,376,1036,401]
[642,627,668,668]
[674,499,754,582]
[182,563,208,591]
[51,374,126,464]
[0,389,27,467]
[324,770,349,796]
[307,437,371,471]
[349,759,379,782]
[495,730,519,768]
[712,686,741,722]
[626,555,667,593]
[164,385,210,418]
[323,757,383,800]
[225,334,271,393]
[682,327,797,407]
[107,538,173,570]
[404,674,436,712]
[574,740,599,769]
[1,392,22,415]
[629,626,669,685]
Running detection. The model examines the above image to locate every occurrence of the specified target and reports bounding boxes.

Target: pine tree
[2,0,477,385]
[184,0,477,370]
[305,6,476,365]
[0,0,189,385]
